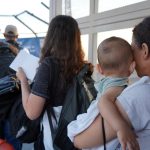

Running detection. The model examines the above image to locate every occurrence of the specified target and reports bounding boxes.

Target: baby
[68,36,137,150]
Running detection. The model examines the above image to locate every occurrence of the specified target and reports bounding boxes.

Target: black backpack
[0,74,20,138]
[0,75,41,142]
[51,64,97,150]
[8,87,41,143]
[0,46,16,79]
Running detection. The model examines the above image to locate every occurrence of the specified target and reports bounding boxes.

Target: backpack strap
[102,117,106,150]
[46,57,58,123]
[77,63,97,102]
[45,58,60,150]
[47,108,60,150]
[77,64,90,81]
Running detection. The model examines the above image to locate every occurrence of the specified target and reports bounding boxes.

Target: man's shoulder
[118,76,150,103]
[123,76,150,93]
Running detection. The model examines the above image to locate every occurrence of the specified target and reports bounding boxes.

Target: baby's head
[97,36,135,77]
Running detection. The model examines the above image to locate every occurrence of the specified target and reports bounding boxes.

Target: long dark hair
[133,16,150,52]
[40,15,85,82]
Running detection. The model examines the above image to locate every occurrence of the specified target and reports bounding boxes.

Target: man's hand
[0,41,19,55]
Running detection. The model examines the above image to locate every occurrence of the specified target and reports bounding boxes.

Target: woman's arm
[16,67,45,120]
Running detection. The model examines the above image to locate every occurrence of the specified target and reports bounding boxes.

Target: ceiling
[0,0,49,38]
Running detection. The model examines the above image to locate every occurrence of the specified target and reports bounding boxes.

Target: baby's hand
[117,126,140,150]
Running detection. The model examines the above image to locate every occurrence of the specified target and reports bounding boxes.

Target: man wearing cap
[0,25,22,150]
[0,25,22,78]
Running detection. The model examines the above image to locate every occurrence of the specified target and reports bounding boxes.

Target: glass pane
[98,0,147,12]
[18,12,48,38]
[0,0,49,38]
[0,17,30,38]
[97,28,132,46]
[81,34,89,60]
[62,0,90,19]
[97,28,139,82]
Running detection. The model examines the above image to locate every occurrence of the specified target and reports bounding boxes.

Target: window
[81,34,89,60]
[62,0,90,18]
[0,0,49,38]
[97,28,133,47]
[98,0,147,12]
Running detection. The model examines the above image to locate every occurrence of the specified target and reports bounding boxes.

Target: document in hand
[10,50,39,81]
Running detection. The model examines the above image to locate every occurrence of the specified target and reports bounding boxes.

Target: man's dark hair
[133,16,150,52]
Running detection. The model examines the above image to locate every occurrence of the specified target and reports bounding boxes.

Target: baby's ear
[129,61,136,74]
[96,64,104,74]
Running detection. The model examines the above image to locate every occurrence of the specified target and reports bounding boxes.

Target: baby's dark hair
[133,16,150,52]
[97,36,132,70]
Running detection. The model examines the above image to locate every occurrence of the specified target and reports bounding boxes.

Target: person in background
[0,25,22,150]
[0,25,22,78]
[73,16,150,150]
[16,15,90,150]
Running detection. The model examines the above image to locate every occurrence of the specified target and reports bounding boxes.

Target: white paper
[10,49,39,81]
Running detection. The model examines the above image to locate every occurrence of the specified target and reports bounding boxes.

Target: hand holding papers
[10,49,39,81]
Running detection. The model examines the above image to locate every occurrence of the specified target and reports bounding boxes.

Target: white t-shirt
[117,76,150,150]
[94,76,150,150]
[42,106,62,150]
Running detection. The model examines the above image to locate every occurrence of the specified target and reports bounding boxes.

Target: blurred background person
[0,25,22,78]
[0,25,22,150]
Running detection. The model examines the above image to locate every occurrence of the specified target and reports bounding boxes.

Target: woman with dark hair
[73,17,150,150]
[16,15,87,150]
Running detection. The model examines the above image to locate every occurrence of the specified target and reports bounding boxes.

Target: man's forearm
[74,115,116,149]
[9,44,19,55]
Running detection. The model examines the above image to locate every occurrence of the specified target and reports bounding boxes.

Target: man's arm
[74,87,139,150]
[8,44,19,55]
[73,87,121,149]
[74,115,116,149]
[0,41,19,55]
